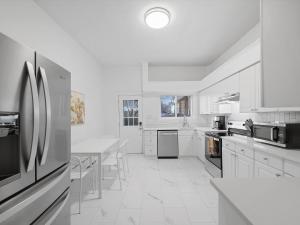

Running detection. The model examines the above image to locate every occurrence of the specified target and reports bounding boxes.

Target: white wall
[148,66,207,81]
[102,66,142,136]
[0,0,104,144]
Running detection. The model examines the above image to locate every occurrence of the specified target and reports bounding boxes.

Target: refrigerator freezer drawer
[32,188,70,225]
[0,165,70,225]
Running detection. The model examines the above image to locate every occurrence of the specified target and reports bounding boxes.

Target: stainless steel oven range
[204,131,227,178]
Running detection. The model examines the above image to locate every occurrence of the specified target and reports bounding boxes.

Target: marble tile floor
[70,155,218,225]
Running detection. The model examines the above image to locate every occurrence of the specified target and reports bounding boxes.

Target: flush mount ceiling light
[144,7,170,29]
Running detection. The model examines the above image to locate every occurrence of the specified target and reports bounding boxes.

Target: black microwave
[253,122,300,149]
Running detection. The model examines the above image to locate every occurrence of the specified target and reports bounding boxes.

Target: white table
[71,138,120,198]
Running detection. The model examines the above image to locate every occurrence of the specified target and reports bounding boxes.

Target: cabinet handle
[263,157,268,161]
[240,149,245,152]
[275,174,281,177]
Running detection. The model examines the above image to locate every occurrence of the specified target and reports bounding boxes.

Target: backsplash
[205,102,300,128]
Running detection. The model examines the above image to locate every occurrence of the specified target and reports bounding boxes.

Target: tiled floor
[71,155,218,225]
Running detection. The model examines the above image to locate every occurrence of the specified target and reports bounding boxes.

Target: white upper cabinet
[261,0,300,108]
[239,63,261,113]
[198,74,239,115]
[199,95,210,114]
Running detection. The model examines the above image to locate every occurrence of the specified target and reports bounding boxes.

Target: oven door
[205,136,222,169]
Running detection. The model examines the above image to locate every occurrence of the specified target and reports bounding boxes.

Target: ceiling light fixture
[144,7,170,29]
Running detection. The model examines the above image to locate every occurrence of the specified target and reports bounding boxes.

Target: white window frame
[160,95,192,118]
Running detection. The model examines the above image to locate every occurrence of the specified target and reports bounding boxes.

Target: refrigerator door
[0,33,37,202]
[35,53,71,180]
[0,165,70,225]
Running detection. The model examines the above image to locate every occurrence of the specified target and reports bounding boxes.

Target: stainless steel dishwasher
[157,130,179,158]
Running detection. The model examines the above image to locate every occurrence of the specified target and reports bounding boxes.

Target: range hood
[217,92,240,103]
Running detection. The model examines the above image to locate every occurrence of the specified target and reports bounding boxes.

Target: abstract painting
[71,91,85,125]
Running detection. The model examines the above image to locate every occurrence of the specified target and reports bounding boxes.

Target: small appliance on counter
[253,122,300,149]
[213,116,226,130]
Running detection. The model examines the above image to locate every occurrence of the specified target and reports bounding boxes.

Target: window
[160,96,191,118]
[123,100,139,126]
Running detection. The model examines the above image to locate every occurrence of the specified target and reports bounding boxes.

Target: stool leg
[117,159,122,190]
[122,157,126,180]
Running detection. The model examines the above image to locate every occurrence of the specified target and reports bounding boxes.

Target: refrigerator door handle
[32,188,70,225]
[38,67,52,166]
[25,61,40,172]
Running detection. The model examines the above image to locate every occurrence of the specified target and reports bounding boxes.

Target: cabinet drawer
[222,140,235,151]
[144,130,156,136]
[284,160,300,177]
[255,151,283,170]
[255,161,283,178]
[236,145,254,159]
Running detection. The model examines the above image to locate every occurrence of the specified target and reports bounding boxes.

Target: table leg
[98,154,102,199]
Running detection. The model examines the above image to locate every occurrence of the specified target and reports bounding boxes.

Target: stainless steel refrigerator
[0,33,71,224]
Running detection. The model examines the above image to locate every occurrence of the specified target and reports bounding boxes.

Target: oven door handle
[25,61,40,172]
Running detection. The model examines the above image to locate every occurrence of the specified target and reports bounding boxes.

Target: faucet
[182,115,189,128]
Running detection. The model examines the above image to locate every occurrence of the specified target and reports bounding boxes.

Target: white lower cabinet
[236,154,254,178]
[222,148,236,178]
[255,161,283,178]
[143,130,157,156]
[223,147,253,178]
[284,160,300,177]
[193,131,205,161]
[222,139,300,179]
[179,133,194,156]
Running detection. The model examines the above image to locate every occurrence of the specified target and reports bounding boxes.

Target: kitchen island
[211,178,300,225]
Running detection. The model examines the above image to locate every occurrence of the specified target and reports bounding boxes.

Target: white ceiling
[34,0,260,66]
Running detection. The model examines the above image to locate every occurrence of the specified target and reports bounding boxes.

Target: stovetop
[205,131,229,138]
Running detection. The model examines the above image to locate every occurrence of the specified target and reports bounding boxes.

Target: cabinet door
[236,154,253,178]
[239,64,260,113]
[222,148,236,178]
[200,134,206,162]
[194,134,205,162]
[199,95,209,114]
[262,0,300,108]
[284,160,300,177]
[255,161,283,178]
[208,95,219,114]
[179,135,193,156]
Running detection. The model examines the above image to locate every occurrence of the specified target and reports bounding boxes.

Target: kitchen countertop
[222,135,300,163]
[194,126,227,133]
[143,126,227,132]
[211,178,300,225]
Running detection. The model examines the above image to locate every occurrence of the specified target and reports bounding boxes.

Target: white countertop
[222,135,300,163]
[143,127,182,131]
[194,126,227,132]
[211,178,300,225]
[143,126,227,132]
